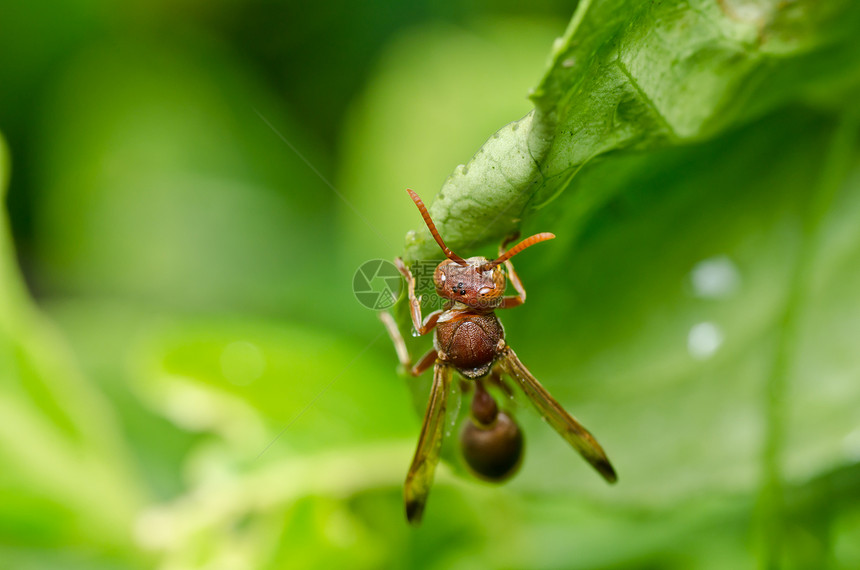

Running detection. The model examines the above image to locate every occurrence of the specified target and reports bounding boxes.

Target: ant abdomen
[460,384,523,482]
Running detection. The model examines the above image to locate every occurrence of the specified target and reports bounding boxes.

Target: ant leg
[379,311,410,365]
[498,234,526,309]
[395,257,442,335]
[409,349,438,377]
[379,312,438,376]
[379,312,438,375]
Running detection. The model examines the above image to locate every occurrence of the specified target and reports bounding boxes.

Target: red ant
[381,189,616,524]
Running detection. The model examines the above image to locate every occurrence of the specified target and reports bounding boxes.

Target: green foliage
[2,0,860,569]
[0,133,145,567]
[404,0,860,263]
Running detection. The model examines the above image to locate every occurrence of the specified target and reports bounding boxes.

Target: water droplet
[687,322,724,360]
[690,255,741,299]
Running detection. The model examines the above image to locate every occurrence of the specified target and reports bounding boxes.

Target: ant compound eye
[460,411,523,482]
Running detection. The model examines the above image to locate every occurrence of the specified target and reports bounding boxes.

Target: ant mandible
[381,188,616,524]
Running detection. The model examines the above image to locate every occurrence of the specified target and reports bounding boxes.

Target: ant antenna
[406,189,467,265]
[481,232,555,271]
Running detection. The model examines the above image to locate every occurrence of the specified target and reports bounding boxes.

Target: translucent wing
[404,361,454,524]
[500,346,617,483]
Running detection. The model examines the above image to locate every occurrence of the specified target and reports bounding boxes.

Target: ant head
[434,257,506,308]
[406,189,555,310]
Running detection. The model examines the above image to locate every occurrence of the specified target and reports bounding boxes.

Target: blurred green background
[2,1,860,568]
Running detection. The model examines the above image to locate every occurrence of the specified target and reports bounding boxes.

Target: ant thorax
[433,257,506,310]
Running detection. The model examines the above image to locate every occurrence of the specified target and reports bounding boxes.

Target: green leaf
[338,19,563,263]
[403,0,860,262]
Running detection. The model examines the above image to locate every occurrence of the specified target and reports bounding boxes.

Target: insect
[381,188,616,524]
